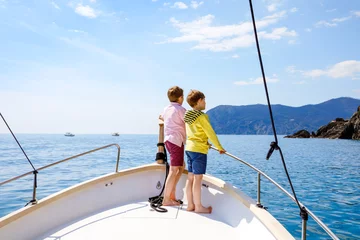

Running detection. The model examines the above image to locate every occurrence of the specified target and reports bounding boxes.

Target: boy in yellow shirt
[184,90,226,213]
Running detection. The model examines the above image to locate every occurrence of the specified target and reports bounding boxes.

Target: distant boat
[64,132,75,137]
[112,132,120,136]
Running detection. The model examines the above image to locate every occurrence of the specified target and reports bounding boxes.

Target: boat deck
[41,201,276,240]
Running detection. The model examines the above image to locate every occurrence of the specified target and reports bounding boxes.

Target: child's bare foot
[162,199,180,206]
[195,206,212,214]
[186,205,195,211]
[171,198,183,204]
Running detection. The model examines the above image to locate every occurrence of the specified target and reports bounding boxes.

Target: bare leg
[170,164,184,201]
[193,174,212,214]
[162,166,180,206]
[185,173,195,211]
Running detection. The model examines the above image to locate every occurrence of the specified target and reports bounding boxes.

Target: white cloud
[164,2,170,6]
[234,75,279,86]
[326,9,337,13]
[190,1,204,9]
[0,0,6,8]
[267,4,277,12]
[332,16,352,22]
[51,1,60,10]
[305,28,312,32]
[265,0,282,12]
[161,11,296,52]
[90,0,96,3]
[172,2,188,9]
[258,27,297,40]
[286,66,297,73]
[152,0,158,2]
[303,60,360,80]
[353,11,360,17]
[75,4,97,18]
[286,65,304,75]
[232,54,240,59]
[353,89,360,94]
[68,29,87,34]
[315,20,337,27]
[315,16,351,27]
[191,35,254,52]
[290,7,298,13]
[304,69,327,78]
[288,39,296,44]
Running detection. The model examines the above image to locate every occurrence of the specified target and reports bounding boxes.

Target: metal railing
[0,142,339,239]
[0,144,121,205]
[210,146,339,240]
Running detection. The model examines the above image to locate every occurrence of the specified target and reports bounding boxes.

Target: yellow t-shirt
[184,110,224,154]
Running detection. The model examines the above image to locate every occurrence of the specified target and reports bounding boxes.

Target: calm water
[0,134,359,239]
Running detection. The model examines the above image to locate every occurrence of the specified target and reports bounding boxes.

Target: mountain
[206,97,360,135]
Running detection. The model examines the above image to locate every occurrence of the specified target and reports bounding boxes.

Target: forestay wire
[0,113,37,171]
[247,0,308,221]
[1,112,38,205]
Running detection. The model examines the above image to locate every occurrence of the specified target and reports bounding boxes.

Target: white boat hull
[0,164,294,240]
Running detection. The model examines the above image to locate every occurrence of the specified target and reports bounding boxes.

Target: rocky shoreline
[285,106,360,140]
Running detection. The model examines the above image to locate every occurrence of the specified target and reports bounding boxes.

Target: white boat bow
[0,162,293,240]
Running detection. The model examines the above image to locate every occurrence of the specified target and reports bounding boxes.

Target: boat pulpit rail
[0,144,121,205]
[210,146,339,240]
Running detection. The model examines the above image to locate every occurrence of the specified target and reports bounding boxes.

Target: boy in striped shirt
[184,90,226,213]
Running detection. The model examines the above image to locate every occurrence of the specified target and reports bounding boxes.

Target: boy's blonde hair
[167,86,184,102]
[187,90,205,107]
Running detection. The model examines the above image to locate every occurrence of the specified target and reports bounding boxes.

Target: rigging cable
[0,112,38,206]
[248,0,308,220]
[0,113,37,171]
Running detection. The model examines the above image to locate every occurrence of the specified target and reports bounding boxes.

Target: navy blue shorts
[186,151,207,175]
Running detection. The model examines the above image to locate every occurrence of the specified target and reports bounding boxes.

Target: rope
[148,143,170,213]
[248,0,307,220]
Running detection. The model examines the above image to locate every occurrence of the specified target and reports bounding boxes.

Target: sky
[0,0,359,134]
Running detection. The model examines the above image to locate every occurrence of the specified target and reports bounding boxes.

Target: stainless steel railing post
[257,172,261,206]
[302,219,307,240]
[115,145,121,172]
[209,146,339,240]
[31,170,38,205]
[1,144,121,205]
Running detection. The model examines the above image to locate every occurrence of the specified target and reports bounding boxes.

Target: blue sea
[0,134,359,239]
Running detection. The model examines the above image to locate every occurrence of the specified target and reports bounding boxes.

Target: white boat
[0,2,340,239]
[64,132,75,137]
[112,132,120,136]
[0,120,339,240]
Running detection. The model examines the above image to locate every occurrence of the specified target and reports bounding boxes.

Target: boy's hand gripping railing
[0,144,121,206]
[210,146,339,240]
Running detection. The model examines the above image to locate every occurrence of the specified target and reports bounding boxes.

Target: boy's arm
[159,107,166,121]
[199,115,225,151]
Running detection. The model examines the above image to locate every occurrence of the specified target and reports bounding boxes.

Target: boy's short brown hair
[167,86,184,102]
[187,90,205,107]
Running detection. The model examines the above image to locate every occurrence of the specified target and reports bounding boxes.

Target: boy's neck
[193,107,202,111]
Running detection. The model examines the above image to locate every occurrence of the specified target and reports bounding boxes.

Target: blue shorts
[186,151,207,175]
